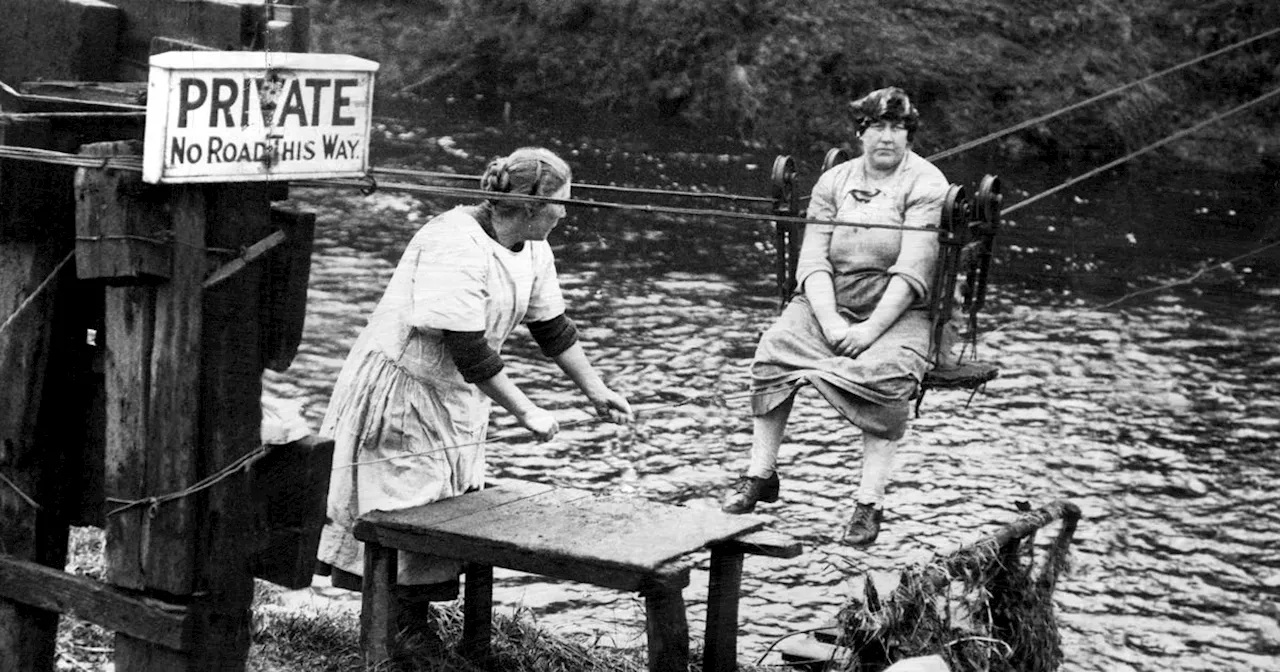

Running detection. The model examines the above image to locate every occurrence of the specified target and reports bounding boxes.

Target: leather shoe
[721,473,780,514]
[842,502,884,547]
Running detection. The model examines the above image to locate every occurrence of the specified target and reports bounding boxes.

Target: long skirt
[316,342,487,585]
[750,280,933,440]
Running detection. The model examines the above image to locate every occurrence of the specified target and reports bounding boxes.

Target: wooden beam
[184,181,274,672]
[703,548,743,672]
[460,563,494,661]
[248,435,335,590]
[75,141,172,283]
[0,0,121,84]
[642,585,689,672]
[17,82,146,108]
[108,0,246,81]
[0,115,81,672]
[360,542,398,668]
[92,142,198,596]
[0,555,190,651]
[259,207,316,372]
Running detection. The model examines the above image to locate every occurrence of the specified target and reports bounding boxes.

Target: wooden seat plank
[921,360,999,389]
[712,530,804,559]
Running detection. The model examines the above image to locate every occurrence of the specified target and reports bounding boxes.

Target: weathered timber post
[1,2,323,670]
[0,112,95,672]
[78,140,271,671]
[185,179,275,671]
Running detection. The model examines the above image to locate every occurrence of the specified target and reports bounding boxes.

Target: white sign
[143,51,379,184]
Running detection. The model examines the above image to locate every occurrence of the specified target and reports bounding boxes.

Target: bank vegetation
[309,0,1280,168]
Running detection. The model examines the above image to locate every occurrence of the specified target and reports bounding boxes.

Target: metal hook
[360,174,378,196]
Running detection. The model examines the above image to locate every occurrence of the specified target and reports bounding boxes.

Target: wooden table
[353,478,801,672]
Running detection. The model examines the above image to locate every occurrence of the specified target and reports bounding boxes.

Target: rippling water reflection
[265,104,1280,671]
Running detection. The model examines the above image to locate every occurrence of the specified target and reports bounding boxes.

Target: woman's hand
[824,320,879,358]
[820,317,850,345]
[590,388,634,425]
[517,407,560,442]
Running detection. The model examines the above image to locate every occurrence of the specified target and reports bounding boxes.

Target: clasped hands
[822,318,879,358]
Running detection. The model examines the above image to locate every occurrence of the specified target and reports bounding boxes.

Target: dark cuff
[441,330,504,383]
[527,314,579,358]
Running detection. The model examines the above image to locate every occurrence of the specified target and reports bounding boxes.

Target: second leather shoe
[721,473,780,514]
[841,502,884,547]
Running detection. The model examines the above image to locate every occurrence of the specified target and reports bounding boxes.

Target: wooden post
[642,583,689,672]
[82,142,272,671]
[0,117,83,672]
[259,208,316,372]
[248,436,336,590]
[185,181,274,671]
[87,141,199,594]
[703,548,745,672]
[361,542,398,667]
[84,140,199,670]
[461,563,494,661]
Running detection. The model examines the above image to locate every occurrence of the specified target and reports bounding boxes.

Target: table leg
[704,548,745,672]
[361,541,398,667]
[461,562,494,661]
[643,585,689,672]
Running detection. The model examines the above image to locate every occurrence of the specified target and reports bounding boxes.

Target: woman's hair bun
[480,157,512,193]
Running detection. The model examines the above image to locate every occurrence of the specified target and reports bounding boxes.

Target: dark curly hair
[850,87,920,141]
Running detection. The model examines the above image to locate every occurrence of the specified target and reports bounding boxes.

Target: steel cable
[1003,84,1280,216]
[927,25,1280,162]
[296,176,917,231]
[373,166,774,204]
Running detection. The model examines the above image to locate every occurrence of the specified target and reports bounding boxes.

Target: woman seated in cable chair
[721,86,951,548]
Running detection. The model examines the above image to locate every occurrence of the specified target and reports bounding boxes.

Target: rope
[105,445,271,518]
[1003,83,1280,216]
[0,381,803,514]
[0,251,75,338]
[0,145,143,171]
[0,471,42,510]
[73,233,237,257]
[927,25,1280,162]
[0,144,907,232]
[0,112,145,119]
[333,380,807,471]
[986,237,1280,336]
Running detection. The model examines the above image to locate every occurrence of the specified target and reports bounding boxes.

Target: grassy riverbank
[308,0,1280,170]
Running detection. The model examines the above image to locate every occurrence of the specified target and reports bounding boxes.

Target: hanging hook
[360,173,378,196]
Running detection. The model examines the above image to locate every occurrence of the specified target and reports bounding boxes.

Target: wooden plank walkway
[354,478,802,672]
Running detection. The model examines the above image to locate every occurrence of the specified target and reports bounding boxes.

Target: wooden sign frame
[142,51,378,184]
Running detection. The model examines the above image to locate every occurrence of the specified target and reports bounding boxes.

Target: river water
[264,100,1280,671]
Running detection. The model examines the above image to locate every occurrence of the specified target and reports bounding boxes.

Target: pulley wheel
[975,174,1002,226]
[940,184,969,240]
[771,154,796,203]
[822,147,852,173]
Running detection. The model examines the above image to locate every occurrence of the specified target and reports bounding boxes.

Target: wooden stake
[0,117,80,672]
